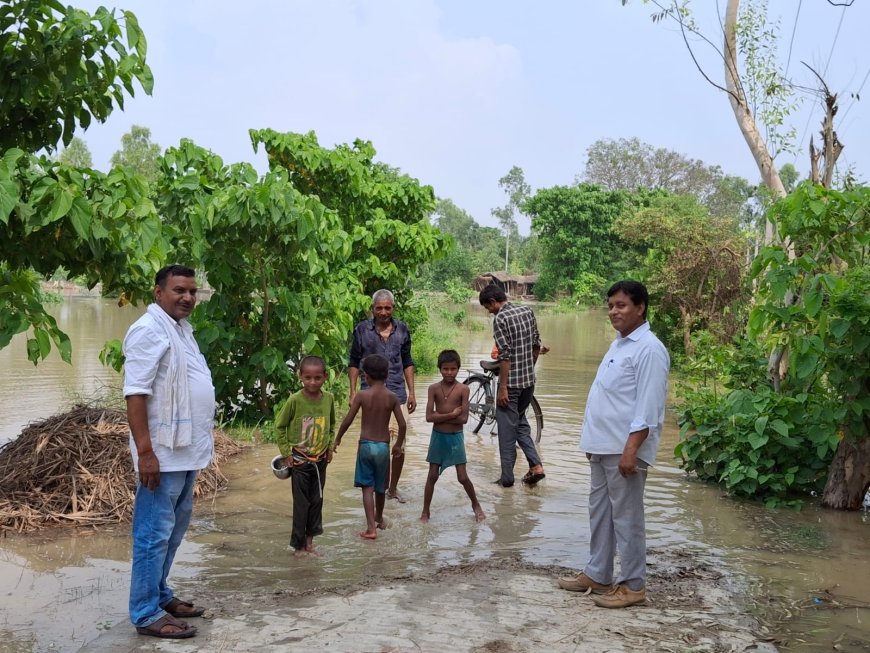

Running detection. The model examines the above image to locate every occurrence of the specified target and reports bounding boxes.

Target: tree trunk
[679,305,692,355]
[723,0,786,246]
[821,429,870,510]
[724,0,794,388]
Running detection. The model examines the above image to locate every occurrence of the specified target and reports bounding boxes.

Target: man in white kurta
[559,280,669,609]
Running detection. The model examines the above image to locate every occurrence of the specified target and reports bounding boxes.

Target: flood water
[0,298,868,652]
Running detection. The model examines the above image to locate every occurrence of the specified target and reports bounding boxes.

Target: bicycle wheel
[464,375,494,434]
[528,395,544,443]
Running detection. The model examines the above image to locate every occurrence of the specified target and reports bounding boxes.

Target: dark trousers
[494,385,542,485]
[290,459,328,550]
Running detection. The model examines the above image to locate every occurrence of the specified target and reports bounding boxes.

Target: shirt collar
[367,317,397,331]
[616,321,650,342]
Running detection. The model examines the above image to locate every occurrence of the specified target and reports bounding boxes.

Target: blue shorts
[354,440,389,493]
[426,429,467,475]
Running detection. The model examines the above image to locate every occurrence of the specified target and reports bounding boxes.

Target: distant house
[472,272,539,298]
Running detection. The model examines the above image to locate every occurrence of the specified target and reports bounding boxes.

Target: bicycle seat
[480,360,500,372]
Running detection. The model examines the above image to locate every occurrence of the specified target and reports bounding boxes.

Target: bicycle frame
[464,364,543,443]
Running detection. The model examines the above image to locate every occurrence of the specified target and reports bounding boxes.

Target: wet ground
[1,440,777,653]
[1,305,868,652]
[3,399,868,652]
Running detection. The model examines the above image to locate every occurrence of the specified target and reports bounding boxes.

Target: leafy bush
[412,307,461,374]
[444,278,473,304]
[676,336,840,507]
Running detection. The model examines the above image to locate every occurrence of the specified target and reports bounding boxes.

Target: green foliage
[432,198,479,247]
[444,278,473,304]
[411,198,506,291]
[735,0,800,157]
[1,0,162,364]
[58,137,93,169]
[677,337,839,506]
[582,137,753,218]
[111,125,161,184]
[525,183,639,298]
[155,131,449,421]
[0,1,153,153]
[99,338,124,372]
[414,239,474,292]
[615,193,747,356]
[1,151,167,363]
[752,183,870,442]
[678,182,870,505]
[0,266,71,363]
[778,163,800,193]
[411,302,463,375]
[569,272,608,306]
[492,166,530,272]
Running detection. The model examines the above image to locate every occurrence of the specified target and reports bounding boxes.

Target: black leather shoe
[493,479,514,487]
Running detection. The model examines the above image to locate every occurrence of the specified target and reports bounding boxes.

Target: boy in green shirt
[274,356,336,556]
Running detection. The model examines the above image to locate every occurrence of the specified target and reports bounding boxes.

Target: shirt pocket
[599,358,632,391]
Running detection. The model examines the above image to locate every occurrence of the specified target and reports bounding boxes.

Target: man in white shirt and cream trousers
[559,280,670,609]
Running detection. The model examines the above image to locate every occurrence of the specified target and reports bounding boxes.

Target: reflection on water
[0,301,867,652]
[0,297,144,444]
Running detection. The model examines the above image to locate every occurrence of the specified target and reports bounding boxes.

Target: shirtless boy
[420,350,485,523]
[334,354,406,540]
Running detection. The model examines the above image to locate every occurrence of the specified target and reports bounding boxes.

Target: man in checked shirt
[478,285,546,487]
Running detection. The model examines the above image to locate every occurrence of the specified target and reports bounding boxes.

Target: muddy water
[0,300,868,652]
[0,297,143,444]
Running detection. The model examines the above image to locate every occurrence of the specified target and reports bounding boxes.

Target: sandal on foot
[522,469,546,485]
[136,614,197,639]
[162,597,206,618]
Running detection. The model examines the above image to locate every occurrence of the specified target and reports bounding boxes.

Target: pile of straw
[0,405,243,534]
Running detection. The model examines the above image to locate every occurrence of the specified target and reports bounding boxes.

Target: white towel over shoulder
[145,303,193,449]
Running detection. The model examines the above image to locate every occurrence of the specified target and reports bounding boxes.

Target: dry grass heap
[0,405,243,534]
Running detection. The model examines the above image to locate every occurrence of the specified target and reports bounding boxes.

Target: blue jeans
[129,470,197,627]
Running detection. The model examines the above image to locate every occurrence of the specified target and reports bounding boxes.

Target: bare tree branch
[646,0,742,102]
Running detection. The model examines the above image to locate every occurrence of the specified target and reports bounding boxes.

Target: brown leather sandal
[162,597,206,618]
[136,614,197,639]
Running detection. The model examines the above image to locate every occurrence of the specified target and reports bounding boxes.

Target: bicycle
[464,360,544,443]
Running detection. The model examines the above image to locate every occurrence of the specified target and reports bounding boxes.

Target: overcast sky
[71,0,870,234]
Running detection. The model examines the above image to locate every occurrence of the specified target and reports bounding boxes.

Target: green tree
[623,0,814,241]
[750,183,870,509]
[58,137,93,169]
[511,233,542,275]
[418,198,510,290]
[432,198,479,248]
[778,162,799,193]
[525,183,637,298]
[111,125,161,184]
[468,225,507,275]
[154,131,449,420]
[615,194,747,355]
[492,166,530,272]
[678,183,870,508]
[583,137,753,219]
[0,1,163,364]
[0,1,153,153]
